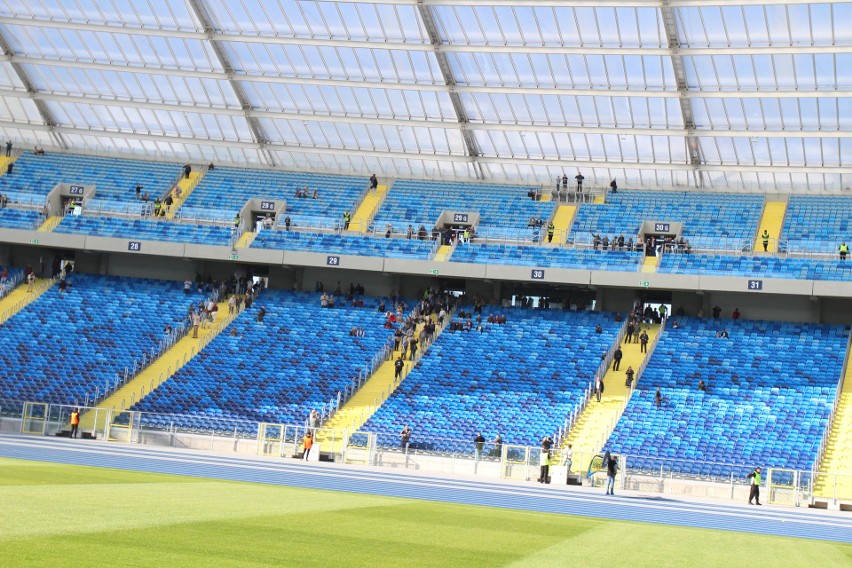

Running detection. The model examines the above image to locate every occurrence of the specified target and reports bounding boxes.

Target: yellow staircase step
[539,193,552,203]
[754,201,787,253]
[37,215,63,232]
[235,230,257,249]
[348,184,388,234]
[0,277,56,326]
[166,171,203,219]
[79,300,237,432]
[318,316,447,452]
[641,255,659,273]
[544,205,576,246]
[593,195,605,204]
[433,244,453,261]
[563,324,660,472]
[0,155,14,175]
[814,349,852,498]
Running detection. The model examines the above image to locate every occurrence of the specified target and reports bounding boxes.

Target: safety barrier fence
[5,397,850,504]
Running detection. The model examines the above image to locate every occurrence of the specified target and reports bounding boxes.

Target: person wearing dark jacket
[605,454,618,495]
[612,346,623,371]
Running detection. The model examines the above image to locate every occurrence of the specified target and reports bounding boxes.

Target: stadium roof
[0,0,849,191]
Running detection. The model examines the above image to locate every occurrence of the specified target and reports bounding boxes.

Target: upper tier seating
[372,180,554,238]
[452,243,642,271]
[179,167,366,225]
[0,274,207,405]
[605,317,847,477]
[781,196,852,254]
[0,153,177,212]
[55,214,233,247]
[570,191,764,250]
[363,307,621,452]
[0,208,41,230]
[659,253,852,281]
[251,229,435,260]
[132,290,395,430]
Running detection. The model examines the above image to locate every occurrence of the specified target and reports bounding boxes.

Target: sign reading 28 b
[128,241,142,252]
[260,201,275,211]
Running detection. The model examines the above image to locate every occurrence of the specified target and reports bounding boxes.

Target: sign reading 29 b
[326,255,340,266]
[453,213,469,223]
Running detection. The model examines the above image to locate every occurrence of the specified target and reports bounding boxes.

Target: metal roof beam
[417,2,483,178]
[1,120,849,175]
[5,87,851,139]
[185,0,274,166]
[2,18,851,56]
[5,56,850,100]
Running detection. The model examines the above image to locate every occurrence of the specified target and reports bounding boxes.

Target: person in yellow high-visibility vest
[761,229,770,251]
[69,408,80,439]
[840,241,848,261]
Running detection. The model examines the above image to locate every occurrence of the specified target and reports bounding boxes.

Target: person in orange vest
[70,408,80,439]
[302,431,314,461]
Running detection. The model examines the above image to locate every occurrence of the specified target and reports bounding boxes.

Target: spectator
[312,188,318,199]
[285,216,291,231]
[625,366,635,388]
[732,308,741,320]
[716,328,729,338]
[676,305,685,317]
[698,379,706,392]
[595,376,604,402]
[563,443,573,475]
[256,306,266,322]
[394,357,404,380]
[474,432,486,460]
[612,346,623,371]
[654,387,662,408]
[369,173,378,192]
[840,241,848,261]
[400,425,412,452]
[5,140,11,157]
[575,172,584,192]
[191,310,201,338]
[207,162,215,171]
[262,214,273,230]
[595,323,603,334]
[605,454,618,495]
[562,174,568,193]
[712,305,722,319]
[385,223,393,238]
[183,164,192,179]
[492,434,503,458]
[609,179,617,193]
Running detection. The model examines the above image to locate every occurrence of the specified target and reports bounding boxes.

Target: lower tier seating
[659,253,852,281]
[251,230,436,260]
[605,317,848,478]
[452,244,642,271]
[132,291,395,431]
[0,274,207,405]
[363,307,621,453]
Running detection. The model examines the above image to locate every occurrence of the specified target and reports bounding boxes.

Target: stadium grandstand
[0,0,851,546]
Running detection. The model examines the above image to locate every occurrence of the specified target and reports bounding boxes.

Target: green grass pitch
[1,457,851,567]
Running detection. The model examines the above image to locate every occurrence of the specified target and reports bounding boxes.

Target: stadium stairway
[235,230,257,248]
[166,171,204,220]
[641,255,659,273]
[562,324,661,473]
[37,216,63,232]
[349,184,389,234]
[0,277,55,325]
[594,195,605,204]
[318,315,450,453]
[814,350,852,500]
[0,153,17,175]
[79,299,236,432]
[754,201,787,253]
[433,244,453,261]
[544,205,577,247]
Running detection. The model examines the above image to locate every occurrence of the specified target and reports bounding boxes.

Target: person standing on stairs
[595,376,604,402]
[183,164,192,179]
[639,330,649,353]
[343,210,351,230]
[761,229,770,252]
[369,173,378,192]
[612,346,623,371]
[547,221,555,243]
[394,356,404,380]
[625,366,635,388]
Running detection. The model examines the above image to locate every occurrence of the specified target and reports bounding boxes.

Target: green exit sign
[229,254,239,261]
[430,268,439,275]
[29,238,39,245]
[639,280,651,287]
